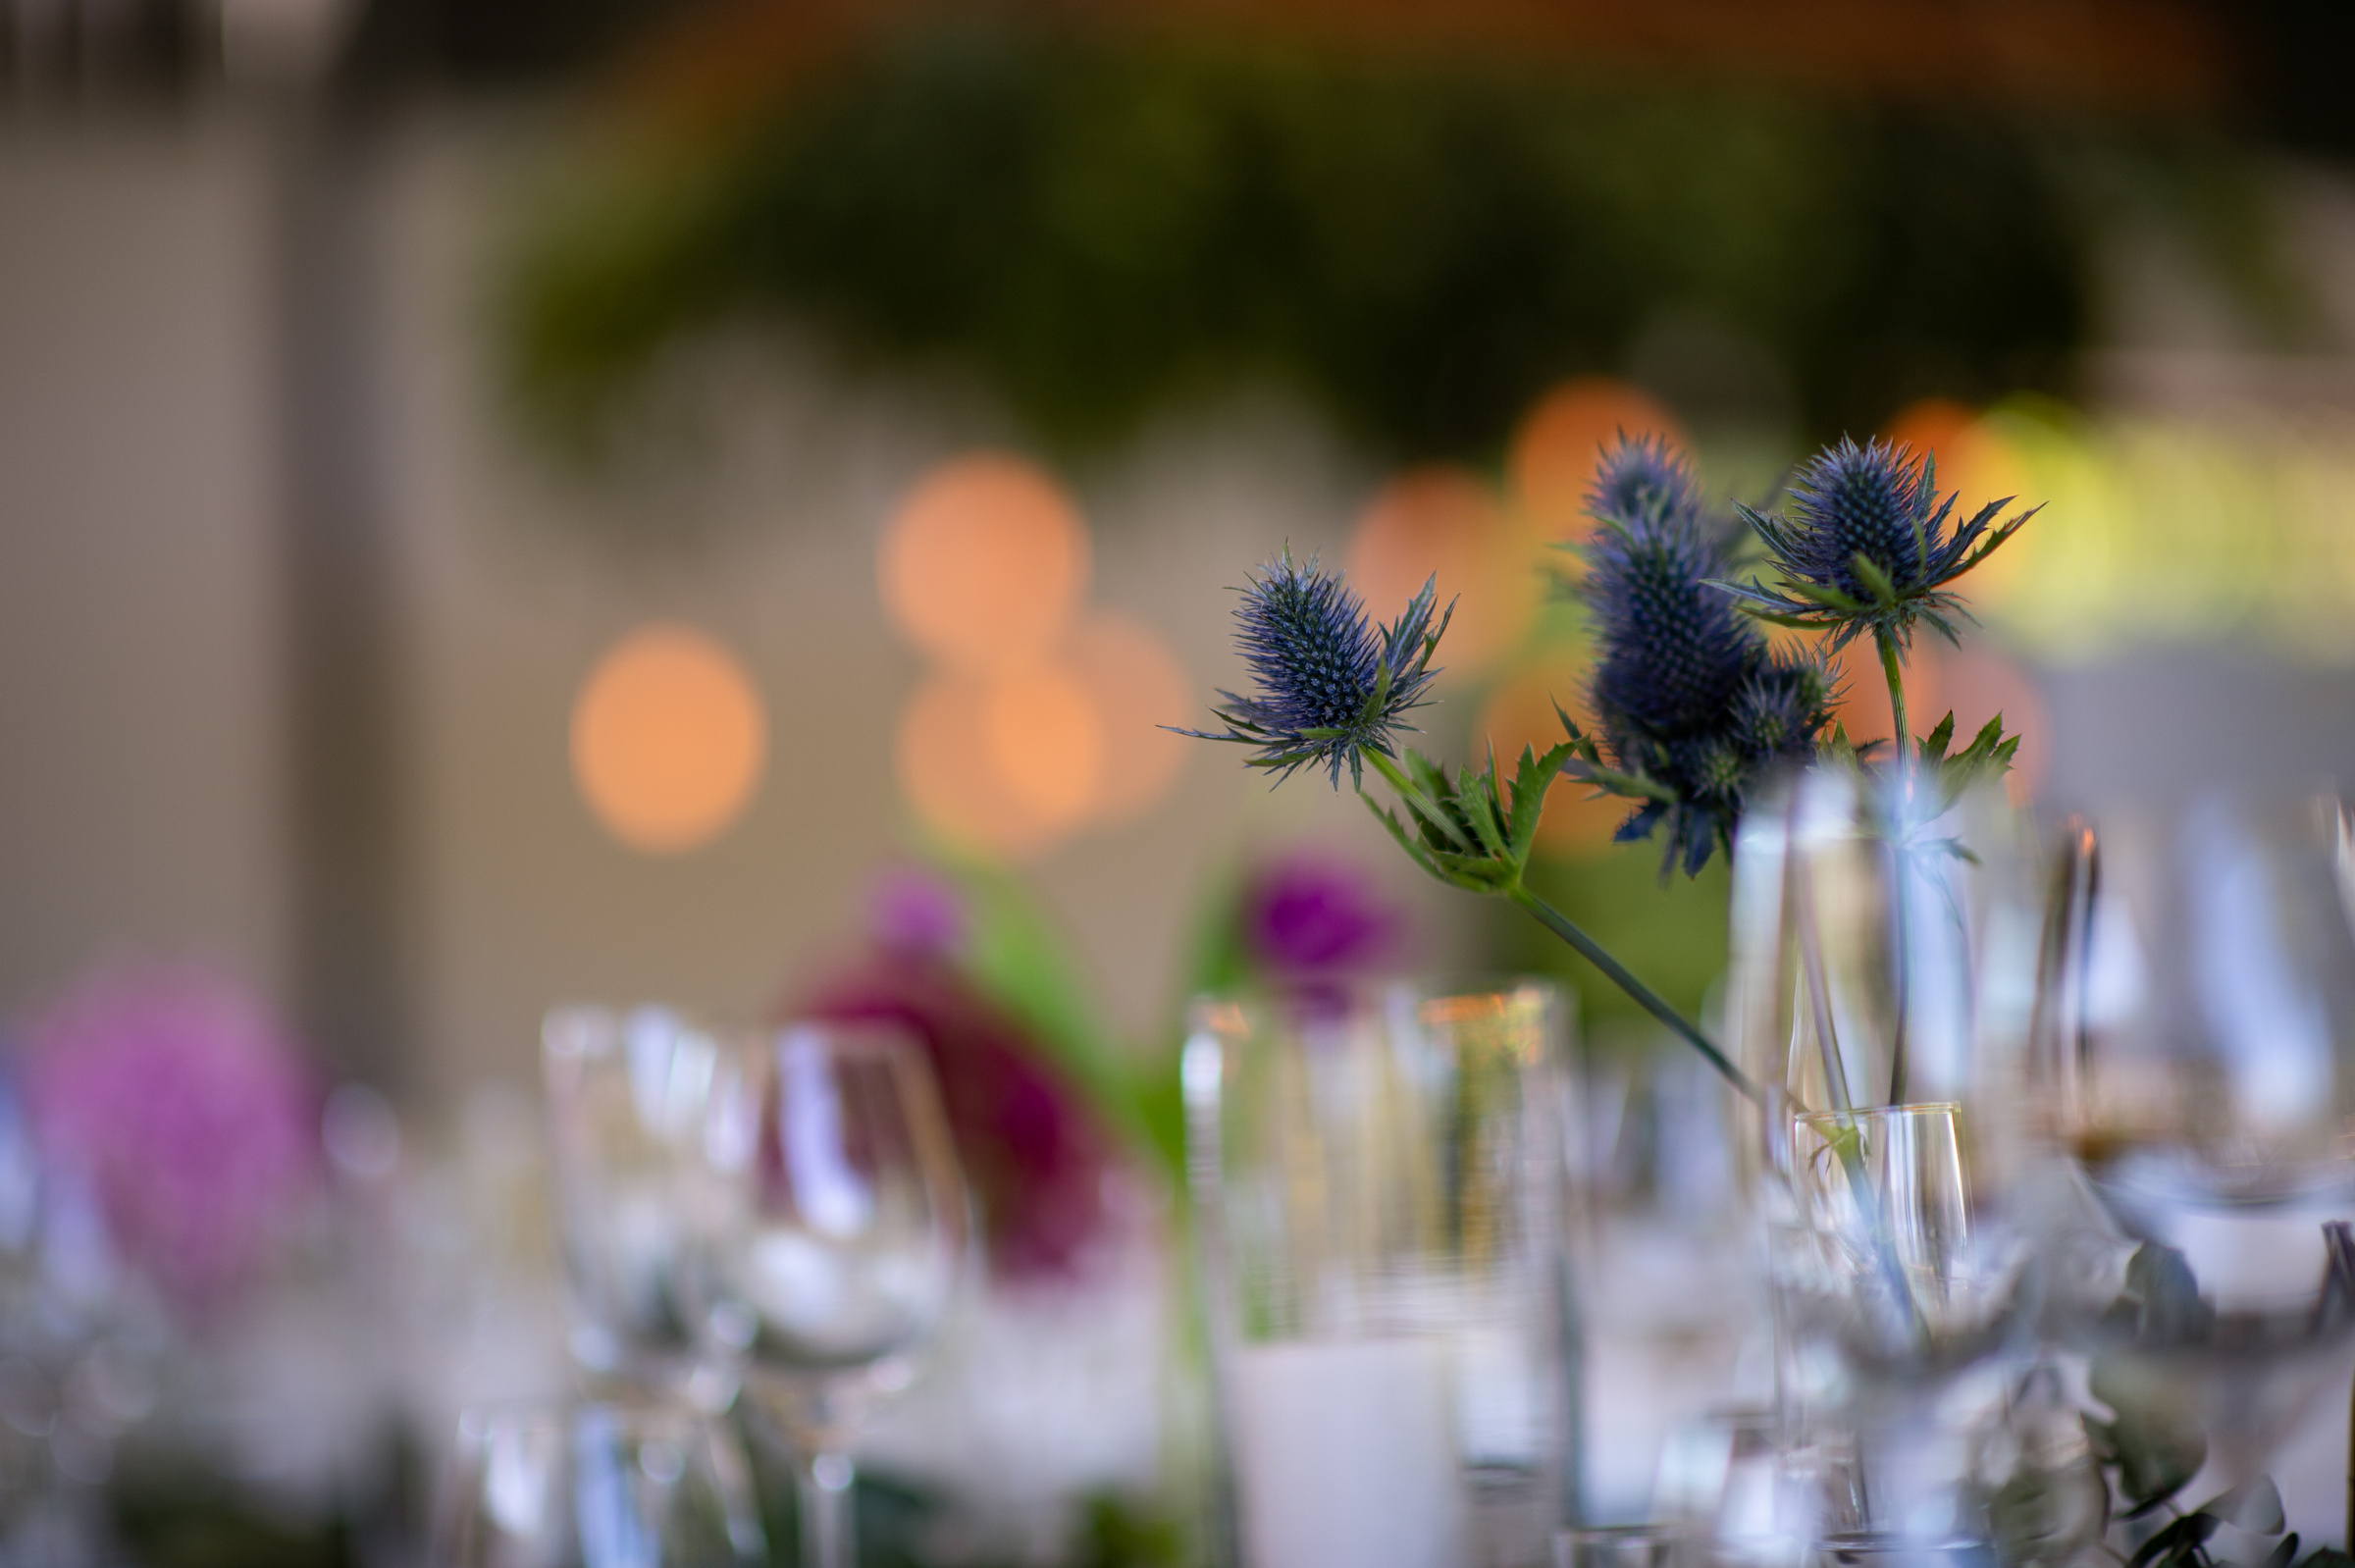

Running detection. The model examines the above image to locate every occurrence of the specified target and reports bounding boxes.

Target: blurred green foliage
[930,854,1187,1181]
[504,23,2144,464]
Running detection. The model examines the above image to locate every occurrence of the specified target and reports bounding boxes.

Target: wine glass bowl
[688,1020,967,1568]
[2031,792,2355,1491]
[2034,796,2355,1188]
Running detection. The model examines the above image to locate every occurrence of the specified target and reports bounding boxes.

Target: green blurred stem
[1877,628,1909,777]
[1505,884,1760,1105]
[1877,626,1912,1106]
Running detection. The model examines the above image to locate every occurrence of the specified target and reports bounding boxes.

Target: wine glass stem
[799,1447,856,1568]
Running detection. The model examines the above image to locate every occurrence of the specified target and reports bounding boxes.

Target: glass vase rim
[1792,1100,1965,1130]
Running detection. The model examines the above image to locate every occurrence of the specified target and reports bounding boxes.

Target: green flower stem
[1356,750,1758,1103]
[1876,627,1909,788]
[1876,626,1912,1106]
[1504,883,1760,1105]
[1820,1119,1935,1351]
[1792,817,1927,1341]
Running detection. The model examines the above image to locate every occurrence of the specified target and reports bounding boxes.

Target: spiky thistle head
[1721,437,2035,652]
[1584,485,1760,741]
[1730,652,1838,764]
[1587,432,1708,531]
[1563,437,1838,876]
[1173,549,1450,788]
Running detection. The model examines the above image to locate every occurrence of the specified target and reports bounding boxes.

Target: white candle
[1230,1337,1467,1568]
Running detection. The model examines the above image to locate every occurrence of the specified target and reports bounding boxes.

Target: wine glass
[542,1006,728,1403]
[435,1397,765,1567]
[687,1021,968,1568]
[2028,791,2355,1495]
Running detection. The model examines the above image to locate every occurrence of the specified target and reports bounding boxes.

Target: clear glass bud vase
[1725,764,2045,1568]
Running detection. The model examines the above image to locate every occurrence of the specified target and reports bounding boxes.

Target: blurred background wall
[5,0,2355,1110]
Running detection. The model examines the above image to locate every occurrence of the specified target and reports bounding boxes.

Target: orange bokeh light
[880,449,1196,857]
[1509,377,1687,550]
[1062,612,1192,825]
[1475,662,1625,857]
[896,614,1193,860]
[984,663,1104,827]
[1347,466,1534,674]
[1881,397,2034,610]
[571,622,768,854]
[898,671,1064,860]
[878,452,1091,672]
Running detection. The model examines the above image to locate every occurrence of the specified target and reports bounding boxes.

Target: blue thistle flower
[1729,653,1838,764]
[1566,438,1837,876]
[1587,432,1708,530]
[1173,549,1450,788]
[1720,437,2035,652]
[1585,448,1758,740]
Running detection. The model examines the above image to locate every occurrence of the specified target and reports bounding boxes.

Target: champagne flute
[689,1021,968,1568]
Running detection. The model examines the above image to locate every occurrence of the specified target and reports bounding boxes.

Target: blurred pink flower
[25,963,318,1313]
[1242,852,1401,976]
[798,954,1119,1284]
[866,866,967,960]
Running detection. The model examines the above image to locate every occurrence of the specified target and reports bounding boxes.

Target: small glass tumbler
[1186,978,1573,1568]
[1775,1105,2022,1559]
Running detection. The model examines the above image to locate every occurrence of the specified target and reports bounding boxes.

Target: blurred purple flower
[867,867,967,960]
[798,954,1117,1284]
[24,963,318,1314]
[1243,853,1401,976]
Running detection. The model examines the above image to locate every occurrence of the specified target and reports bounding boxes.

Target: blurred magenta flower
[866,866,967,960]
[800,953,1118,1284]
[24,963,318,1314]
[1242,852,1401,976]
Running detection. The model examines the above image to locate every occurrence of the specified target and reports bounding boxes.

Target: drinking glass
[1184,978,1573,1568]
[543,1006,724,1399]
[1724,765,2045,1562]
[435,1398,765,1567]
[688,1021,967,1568]
[2028,792,2355,1490]
[1774,1105,2029,1556]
